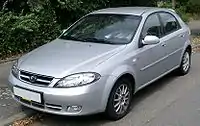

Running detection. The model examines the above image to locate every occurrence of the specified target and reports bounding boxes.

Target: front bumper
[8,73,112,116]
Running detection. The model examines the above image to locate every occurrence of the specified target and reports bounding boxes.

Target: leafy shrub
[157,1,189,22]
[176,6,190,22]
[0,8,60,59]
[0,12,38,58]
[187,1,200,14]
[157,1,172,8]
[0,0,200,59]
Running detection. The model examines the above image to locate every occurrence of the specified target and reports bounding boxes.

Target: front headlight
[11,60,19,79]
[55,72,101,88]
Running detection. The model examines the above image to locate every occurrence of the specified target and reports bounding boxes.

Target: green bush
[0,0,200,59]
[0,12,38,58]
[187,1,200,14]
[157,1,172,8]
[0,8,60,59]
[176,6,190,22]
[157,1,190,22]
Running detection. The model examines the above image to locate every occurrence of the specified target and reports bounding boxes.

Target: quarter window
[159,13,180,35]
[141,13,162,38]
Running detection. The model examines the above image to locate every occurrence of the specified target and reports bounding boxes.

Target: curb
[0,110,35,126]
[193,44,200,49]
[0,57,19,64]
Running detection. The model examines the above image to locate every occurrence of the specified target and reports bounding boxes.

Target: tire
[105,78,133,120]
[176,49,191,75]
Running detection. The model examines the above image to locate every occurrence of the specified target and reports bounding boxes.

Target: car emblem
[29,75,37,83]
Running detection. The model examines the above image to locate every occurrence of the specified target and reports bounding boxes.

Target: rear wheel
[177,50,191,75]
[105,78,133,120]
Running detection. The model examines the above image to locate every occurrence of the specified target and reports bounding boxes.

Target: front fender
[100,64,137,111]
[179,39,192,65]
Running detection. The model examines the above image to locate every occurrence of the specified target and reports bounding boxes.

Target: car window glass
[60,14,141,44]
[142,13,162,38]
[159,13,180,35]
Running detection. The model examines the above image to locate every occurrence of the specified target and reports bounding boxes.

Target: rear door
[158,12,186,71]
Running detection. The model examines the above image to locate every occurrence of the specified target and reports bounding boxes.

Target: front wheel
[177,50,191,75]
[105,78,133,120]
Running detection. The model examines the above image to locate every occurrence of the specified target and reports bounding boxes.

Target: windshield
[60,14,141,44]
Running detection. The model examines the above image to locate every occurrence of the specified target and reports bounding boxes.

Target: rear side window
[159,13,181,35]
[141,13,162,38]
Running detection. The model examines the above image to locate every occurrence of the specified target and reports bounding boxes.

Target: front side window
[159,12,180,35]
[60,14,141,44]
[141,13,162,38]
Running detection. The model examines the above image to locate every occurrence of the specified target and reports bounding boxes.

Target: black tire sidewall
[179,50,191,75]
[106,78,133,120]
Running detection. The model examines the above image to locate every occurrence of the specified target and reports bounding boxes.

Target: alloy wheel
[113,84,131,115]
[182,52,190,72]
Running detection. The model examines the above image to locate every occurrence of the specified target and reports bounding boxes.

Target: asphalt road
[0,62,21,120]
[188,20,200,36]
[26,53,200,126]
[0,62,32,121]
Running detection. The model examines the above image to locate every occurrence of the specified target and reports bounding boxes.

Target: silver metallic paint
[8,7,191,116]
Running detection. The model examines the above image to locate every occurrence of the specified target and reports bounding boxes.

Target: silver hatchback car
[8,7,191,120]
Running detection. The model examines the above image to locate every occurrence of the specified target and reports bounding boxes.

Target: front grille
[19,70,54,86]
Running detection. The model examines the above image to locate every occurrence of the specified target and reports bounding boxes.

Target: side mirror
[62,29,67,34]
[142,35,160,45]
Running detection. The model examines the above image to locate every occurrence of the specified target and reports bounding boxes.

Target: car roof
[91,7,173,16]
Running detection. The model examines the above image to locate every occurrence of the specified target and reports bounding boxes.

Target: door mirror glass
[142,35,160,45]
[62,29,67,34]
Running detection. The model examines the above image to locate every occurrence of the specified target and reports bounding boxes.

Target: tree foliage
[0,0,199,59]
[0,0,60,58]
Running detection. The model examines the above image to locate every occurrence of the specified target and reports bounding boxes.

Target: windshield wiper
[82,38,116,44]
[60,36,123,45]
[60,36,84,42]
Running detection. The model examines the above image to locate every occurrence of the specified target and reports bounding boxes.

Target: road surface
[0,62,21,120]
[188,20,200,36]
[0,62,33,121]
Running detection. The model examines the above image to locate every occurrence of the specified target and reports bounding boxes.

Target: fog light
[66,105,82,112]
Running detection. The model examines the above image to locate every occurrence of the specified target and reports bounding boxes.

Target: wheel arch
[181,45,192,61]
[102,72,136,109]
[186,45,192,54]
[179,43,192,65]
[101,67,137,112]
[104,72,135,119]
[113,73,136,93]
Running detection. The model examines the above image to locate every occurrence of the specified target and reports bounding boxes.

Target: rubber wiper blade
[60,36,84,42]
[82,38,115,44]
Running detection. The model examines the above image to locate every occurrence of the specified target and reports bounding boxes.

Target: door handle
[179,34,185,38]
[161,43,166,47]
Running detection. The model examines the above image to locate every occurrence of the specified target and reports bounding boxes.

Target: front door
[135,13,168,87]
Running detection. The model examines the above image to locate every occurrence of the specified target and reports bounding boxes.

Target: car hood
[19,39,126,78]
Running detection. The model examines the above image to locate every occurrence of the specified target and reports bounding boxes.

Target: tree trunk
[172,0,176,9]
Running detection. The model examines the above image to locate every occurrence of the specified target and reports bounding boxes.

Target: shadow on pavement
[32,72,178,126]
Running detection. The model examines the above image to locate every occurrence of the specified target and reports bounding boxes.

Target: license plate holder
[13,86,42,104]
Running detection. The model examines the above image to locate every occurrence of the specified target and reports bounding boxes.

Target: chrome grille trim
[20,74,29,79]
[19,70,54,86]
[36,78,50,83]
[45,103,62,111]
